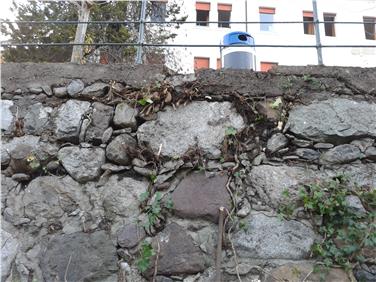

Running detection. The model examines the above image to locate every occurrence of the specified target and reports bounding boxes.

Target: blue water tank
[222,31,256,70]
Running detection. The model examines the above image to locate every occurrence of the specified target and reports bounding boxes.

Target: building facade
[168,0,376,72]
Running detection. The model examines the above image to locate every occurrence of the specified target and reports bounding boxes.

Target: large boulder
[24,103,53,135]
[58,146,106,183]
[54,100,91,142]
[151,223,206,276]
[285,98,376,143]
[84,102,113,143]
[1,100,14,131]
[40,231,117,282]
[106,134,137,165]
[113,102,138,129]
[233,213,316,259]
[1,229,19,281]
[137,101,245,158]
[171,172,231,222]
[320,144,362,164]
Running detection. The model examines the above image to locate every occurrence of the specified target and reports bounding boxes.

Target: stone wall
[1,63,376,282]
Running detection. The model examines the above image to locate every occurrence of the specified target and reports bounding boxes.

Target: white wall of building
[167,0,376,73]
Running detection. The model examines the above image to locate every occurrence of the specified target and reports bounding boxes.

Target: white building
[168,0,376,72]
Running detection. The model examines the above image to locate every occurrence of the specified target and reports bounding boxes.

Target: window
[194,57,210,70]
[196,2,210,26]
[260,62,278,72]
[218,4,231,28]
[303,11,314,35]
[151,0,167,22]
[217,58,221,69]
[259,7,275,32]
[364,17,376,40]
[324,13,336,37]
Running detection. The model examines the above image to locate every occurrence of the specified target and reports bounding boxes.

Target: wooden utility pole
[71,1,92,63]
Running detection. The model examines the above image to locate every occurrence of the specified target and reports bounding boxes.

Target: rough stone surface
[24,103,53,135]
[266,133,288,154]
[365,146,376,160]
[234,213,316,259]
[247,165,329,208]
[1,147,11,167]
[345,195,366,213]
[117,223,146,248]
[106,134,137,165]
[295,148,320,161]
[100,175,148,220]
[264,262,352,282]
[40,231,117,282]
[314,142,334,149]
[11,173,31,182]
[1,229,20,281]
[85,102,113,143]
[81,82,108,97]
[320,144,362,164]
[286,98,376,143]
[67,79,85,96]
[137,101,245,158]
[152,223,206,276]
[58,146,106,183]
[351,138,374,152]
[1,100,14,131]
[113,102,138,129]
[53,86,67,97]
[54,100,91,141]
[171,172,231,222]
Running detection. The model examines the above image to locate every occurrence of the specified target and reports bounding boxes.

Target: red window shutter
[303,11,313,17]
[217,58,222,69]
[218,4,232,11]
[259,7,275,14]
[196,2,210,11]
[260,62,278,72]
[194,57,210,70]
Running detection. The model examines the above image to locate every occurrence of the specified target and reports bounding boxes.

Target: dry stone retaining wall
[1,63,376,282]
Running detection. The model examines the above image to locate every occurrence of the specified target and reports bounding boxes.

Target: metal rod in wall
[135,0,147,64]
[312,0,323,65]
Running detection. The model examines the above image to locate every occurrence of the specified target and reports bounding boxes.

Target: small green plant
[270,97,282,109]
[136,241,154,273]
[280,77,293,90]
[278,176,376,272]
[238,219,249,232]
[303,74,313,82]
[137,97,153,106]
[143,192,174,229]
[225,127,237,136]
[149,174,157,184]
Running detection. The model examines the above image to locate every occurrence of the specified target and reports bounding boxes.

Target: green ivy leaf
[225,127,237,136]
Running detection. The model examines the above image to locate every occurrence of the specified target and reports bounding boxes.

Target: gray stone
[67,79,85,96]
[24,103,53,135]
[85,102,113,143]
[252,152,266,166]
[152,223,206,276]
[335,163,376,188]
[54,100,91,141]
[233,213,316,259]
[117,223,146,248]
[113,128,132,135]
[365,146,376,160]
[137,101,245,158]
[46,160,60,171]
[132,158,148,168]
[320,144,362,164]
[1,100,14,131]
[292,138,313,148]
[133,166,156,177]
[247,165,329,208]
[160,160,185,174]
[101,163,131,172]
[29,87,43,94]
[102,127,113,144]
[53,86,68,97]
[81,82,109,97]
[1,147,10,167]
[267,133,289,154]
[100,175,148,220]
[171,172,231,222]
[113,102,138,129]
[41,85,52,96]
[351,138,374,152]
[40,231,117,282]
[354,265,376,282]
[58,146,106,183]
[295,148,320,161]
[345,195,366,213]
[314,142,334,149]
[285,98,376,143]
[106,134,137,165]
[11,173,31,182]
[1,229,20,282]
